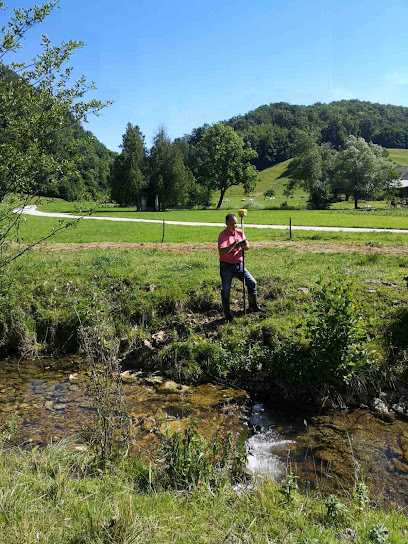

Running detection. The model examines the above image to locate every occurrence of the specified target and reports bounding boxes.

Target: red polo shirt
[218,228,245,264]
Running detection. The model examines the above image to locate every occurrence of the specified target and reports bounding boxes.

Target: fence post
[161,219,165,243]
[289,217,292,239]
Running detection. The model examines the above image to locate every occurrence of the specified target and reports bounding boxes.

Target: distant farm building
[395,167,408,198]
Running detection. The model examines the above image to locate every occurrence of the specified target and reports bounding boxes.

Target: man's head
[225,213,237,233]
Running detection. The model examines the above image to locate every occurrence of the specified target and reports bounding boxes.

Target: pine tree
[148,128,189,211]
[110,124,147,209]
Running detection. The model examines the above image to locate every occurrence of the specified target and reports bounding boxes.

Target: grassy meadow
[4,149,408,542]
[1,245,408,541]
[33,146,408,234]
[2,245,407,382]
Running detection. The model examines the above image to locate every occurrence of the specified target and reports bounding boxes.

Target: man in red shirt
[218,213,262,322]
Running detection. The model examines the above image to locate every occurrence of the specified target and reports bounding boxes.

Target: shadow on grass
[386,307,408,350]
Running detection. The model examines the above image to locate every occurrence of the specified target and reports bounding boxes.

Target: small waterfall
[246,402,295,478]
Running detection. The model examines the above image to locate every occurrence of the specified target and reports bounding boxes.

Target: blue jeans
[220,261,257,306]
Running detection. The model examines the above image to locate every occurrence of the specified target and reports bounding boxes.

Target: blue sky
[4,0,408,151]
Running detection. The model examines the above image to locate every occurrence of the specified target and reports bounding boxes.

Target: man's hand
[237,239,249,250]
[219,238,248,255]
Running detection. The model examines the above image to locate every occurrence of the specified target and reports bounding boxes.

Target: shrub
[157,425,246,490]
[158,337,227,382]
[306,276,375,385]
[324,495,349,526]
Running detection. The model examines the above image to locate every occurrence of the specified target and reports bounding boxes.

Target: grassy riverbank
[1,246,407,393]
[0,441,407,544]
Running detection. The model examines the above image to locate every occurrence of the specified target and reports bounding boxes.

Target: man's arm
[218,239,249,255]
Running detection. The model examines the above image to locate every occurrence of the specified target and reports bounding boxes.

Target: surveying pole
[237,208,247,316]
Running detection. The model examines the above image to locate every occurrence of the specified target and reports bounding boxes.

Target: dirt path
[29,241,408,255]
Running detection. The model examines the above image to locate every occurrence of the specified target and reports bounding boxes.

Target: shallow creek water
[1,358,408,507]
[0,358,248,453]
[248,402,408,507]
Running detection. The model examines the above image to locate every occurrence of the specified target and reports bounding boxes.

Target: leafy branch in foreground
[0,1,111,267]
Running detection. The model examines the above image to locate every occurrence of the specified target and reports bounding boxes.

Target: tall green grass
[0,440,406,543]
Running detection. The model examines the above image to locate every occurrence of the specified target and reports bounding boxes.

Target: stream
[0,358,407,507]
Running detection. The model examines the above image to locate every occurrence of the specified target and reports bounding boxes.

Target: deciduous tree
[336,136,398,209]
[287,134,336,209]
[0,1,109,267]
[196,123,258,209]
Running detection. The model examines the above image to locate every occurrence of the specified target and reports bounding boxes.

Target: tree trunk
[354,198,358,209]
[216,188,226,210]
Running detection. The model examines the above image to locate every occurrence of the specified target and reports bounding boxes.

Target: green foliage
[368,525,390,543]
[336,136,399,208]
[263,187,276,198]
[186,282,219,312]
[109,123,147,209]
[158,337,225,382]
[0,1,110,268]
[324,495,349,526]
[354,481,370,509]
[287,136,337,209]
[306,276,375,385]
[279,471,299,503]
[2,417,18,440]
[149,128,193,211]
[1,442,407,543]
[195,123,258,209]
[157,425,246,490]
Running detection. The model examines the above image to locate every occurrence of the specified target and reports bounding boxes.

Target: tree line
[177,100,408,172]
[109,122,258,210]
[0,63,115,203]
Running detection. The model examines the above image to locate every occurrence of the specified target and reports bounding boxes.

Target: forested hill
[49,123,116,201]
[0,64,115,201]
[227,100,408,170]
[176,100,408,172]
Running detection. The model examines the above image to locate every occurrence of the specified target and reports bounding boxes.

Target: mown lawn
[13,213,408,245]
[31,200,408,231]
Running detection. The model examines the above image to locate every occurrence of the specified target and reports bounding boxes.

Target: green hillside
[386,147,408,166]
[219,147,408,209]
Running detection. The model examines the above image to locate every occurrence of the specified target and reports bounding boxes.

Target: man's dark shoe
[222,302,234,322]
[248,294,265,313]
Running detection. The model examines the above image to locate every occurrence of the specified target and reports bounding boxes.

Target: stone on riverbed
[391,397,408,416]
[144,376,164,385]
[120,370,140,384]
[159,380,189,394]
[369,398,392,417]
[392,459,408,473]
